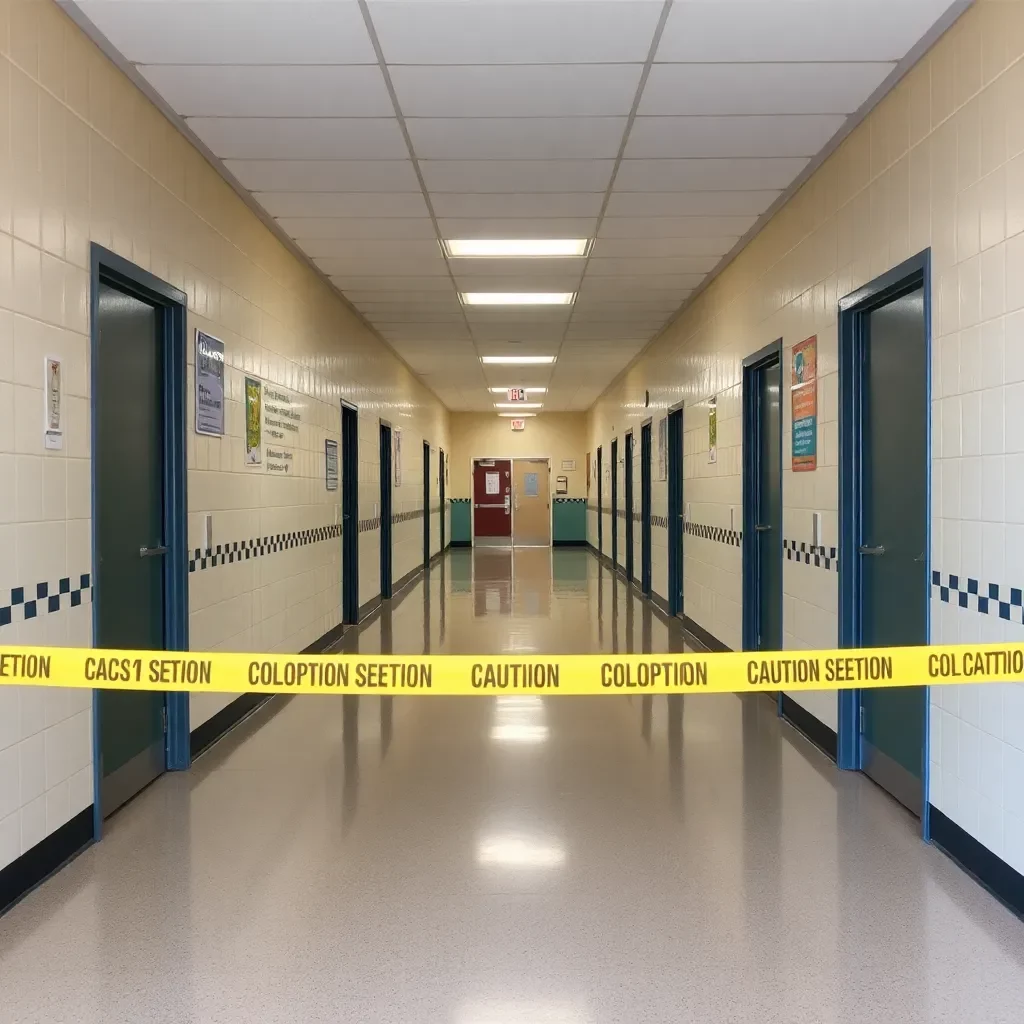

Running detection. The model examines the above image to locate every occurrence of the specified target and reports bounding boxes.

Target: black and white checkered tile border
[190,524,343,572]
[932,571,1024,621]
[685,521,742,547]
[784,539,838,571]
[554,497,586,503]
[1,575,92,628]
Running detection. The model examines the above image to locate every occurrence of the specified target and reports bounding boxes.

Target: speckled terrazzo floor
[1,549,1023,1022]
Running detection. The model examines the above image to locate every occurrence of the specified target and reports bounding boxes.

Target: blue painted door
[624,431,634,580]
[667,410,684,616]
[858,288,928,814]
[611,438,619,568]
[379,422,393,599]
[342,403,359,623]
[641,422,652,595]
[754,358,783,651]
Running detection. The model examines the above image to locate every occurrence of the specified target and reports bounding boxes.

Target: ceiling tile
[422,160,615,194]
[597,215,758,238]
[344,290,459,304]
[586,256,717,276]
[638,63,894,116]
[297,239,442,261]
[451,272,583,292]
[431,193,606,219]
[436,218,599,240]
[331,276,456,293]
[255,193,430,218]
[226,160,419,192]
[140,65,394,117]
[317,255,448,277]
[407,117,627,161]
[188,118,407,161]
[279,218,437,240]
[590,238,738,259]
[78,1,377,64]
[604,191,781,217]
[368,1,664,63]
[471,323,568,342]
[390,65,644,118]
[448,257,586,280]
[614,158,809,192]
[625,114,847,159]
[656,1,954,63]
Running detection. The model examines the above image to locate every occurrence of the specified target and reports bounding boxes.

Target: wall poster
[791,335,818,472]
[708,397,718,465]
[657,416,667,481]
[195,330,225,436]
[44,356,63,451]
[244,375,262,465]
[485,471,500,495]
[393,426,402,487]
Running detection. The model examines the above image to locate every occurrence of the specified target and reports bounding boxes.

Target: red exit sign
[506,388,526,402]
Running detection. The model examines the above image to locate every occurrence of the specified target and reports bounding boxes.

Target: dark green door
[755,359,783,650]
[96,282,166,816]
[859,288,927,815]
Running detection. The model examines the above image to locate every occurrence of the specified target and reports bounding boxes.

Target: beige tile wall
[0,0,449,868]
[588,0,1024,867]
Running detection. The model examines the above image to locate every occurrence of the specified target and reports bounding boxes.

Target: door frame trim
[667,406,684,617]
[838,249,932,837]
[89,244,189,836]
[422,440,431,565]
[379,419,394,599]
[742,340,784,715]
[610,437,619,569]
[640,418,653,596]
[341,401,359,623]
[596,446,603,555]
[623,429,635,580]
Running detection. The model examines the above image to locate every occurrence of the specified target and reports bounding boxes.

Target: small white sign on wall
[44,356,63,451]
[510,418,526,431]
[485,471,500,495]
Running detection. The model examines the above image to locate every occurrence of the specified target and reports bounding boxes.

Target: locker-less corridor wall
[0,2,449,875]
[587,0,1024,881]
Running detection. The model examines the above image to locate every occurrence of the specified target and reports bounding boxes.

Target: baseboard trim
[393,564,420,593]
[682,615,731,654]
[0,806,94,916]
[306,621,345,654]
[553,539,588,547]
[449,539,471,548]
[190,693,272,758]
[930,806,1024,918]
[780,693,838,762]
[358,596,381,621]
[650,591,671,616]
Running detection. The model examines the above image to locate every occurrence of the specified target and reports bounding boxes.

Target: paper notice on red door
[791,335,817,472]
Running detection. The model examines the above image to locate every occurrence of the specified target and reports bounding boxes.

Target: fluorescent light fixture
[444,238,589,258]
[494,402,543,409]
[488,387,547,394]
[480,355,556,365]
[461,292,575,306]
[498,413,537,418]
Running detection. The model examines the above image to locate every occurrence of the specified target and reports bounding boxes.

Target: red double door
[472,459,511,539]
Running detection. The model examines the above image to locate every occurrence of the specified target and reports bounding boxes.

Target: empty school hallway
[2,550,1023,1023]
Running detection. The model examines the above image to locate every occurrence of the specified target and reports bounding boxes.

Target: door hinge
[859,706,865,734]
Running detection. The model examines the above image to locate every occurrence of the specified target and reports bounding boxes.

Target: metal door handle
[859,545,885,556]
[754,524,771,532]
[139,545,167,557]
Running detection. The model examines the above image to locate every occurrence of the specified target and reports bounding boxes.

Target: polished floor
[1,549,1024,1022]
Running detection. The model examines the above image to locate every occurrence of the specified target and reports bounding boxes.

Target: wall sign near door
[244,376,262,465]
[708,396,718,464]
[791,334,817,472]
[325,438,338,491]
[44,355,63,450]
[195,330,225,436]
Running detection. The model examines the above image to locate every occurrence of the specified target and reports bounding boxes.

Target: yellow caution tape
[0,644,1021,695]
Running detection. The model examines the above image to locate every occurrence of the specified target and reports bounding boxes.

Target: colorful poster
[791,335,818,472]
[195,330,225,436]
[708,397,718,465]
[44,356,63,451]
[244,376,262,465]
[325,438,338,491]
[657,416,667,481]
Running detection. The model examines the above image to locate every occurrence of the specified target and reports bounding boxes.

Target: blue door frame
[742,340,784,713]
[611,438,619,568]
[838,250,932,838]
[379,420,393,599]
[89,244,189,838]
[423,440,431,565]
[341,402,359,624]
[667,407,684,616]
[596,446,603,555]
[641,420,653,595]
[624,430,635,581]
[439,448,446,550]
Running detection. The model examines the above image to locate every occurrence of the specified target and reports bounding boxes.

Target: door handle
[139,545,168,557]
[754,524,771,532]
[859,545,886,556]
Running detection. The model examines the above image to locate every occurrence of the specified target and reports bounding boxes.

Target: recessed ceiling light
[488,387,547,393]
[480,355,556,365]
[498,412,538,418]
[494,402,543,409]
[461,293,575,306]
[445,239,589,258]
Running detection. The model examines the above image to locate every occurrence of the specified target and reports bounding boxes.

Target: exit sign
[510,418,526,431]
[506,388,526,402]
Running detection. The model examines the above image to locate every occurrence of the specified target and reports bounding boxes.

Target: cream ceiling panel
[407,118,628,161]
[226,160,419,193]
[639,63,893,116]
[590,238,740,259]
[280,218,437,241]
[436,218,599,240]
[189,118,408,161]
[255,193,430,218]
[597,215,758,239]
[615,158,810,192]
[431,194,606,219]
[368,0,664,63]
[140,65,394,117]
[296,239,443,261]
[77,0,377,64]
[421,160,616,194]
[604,192,781,217]
[390,65,644,118]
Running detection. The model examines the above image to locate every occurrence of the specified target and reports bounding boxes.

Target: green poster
[245,376,262,465]
[709,397,718,464]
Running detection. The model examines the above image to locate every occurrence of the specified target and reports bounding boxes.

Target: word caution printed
[0,644,1022,696]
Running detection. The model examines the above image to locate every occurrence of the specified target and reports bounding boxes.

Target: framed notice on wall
[244,376,262,465]
[708,397,718,464]
[657,416,667,481]
[791,335,817,472]
[195,330,226,436]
